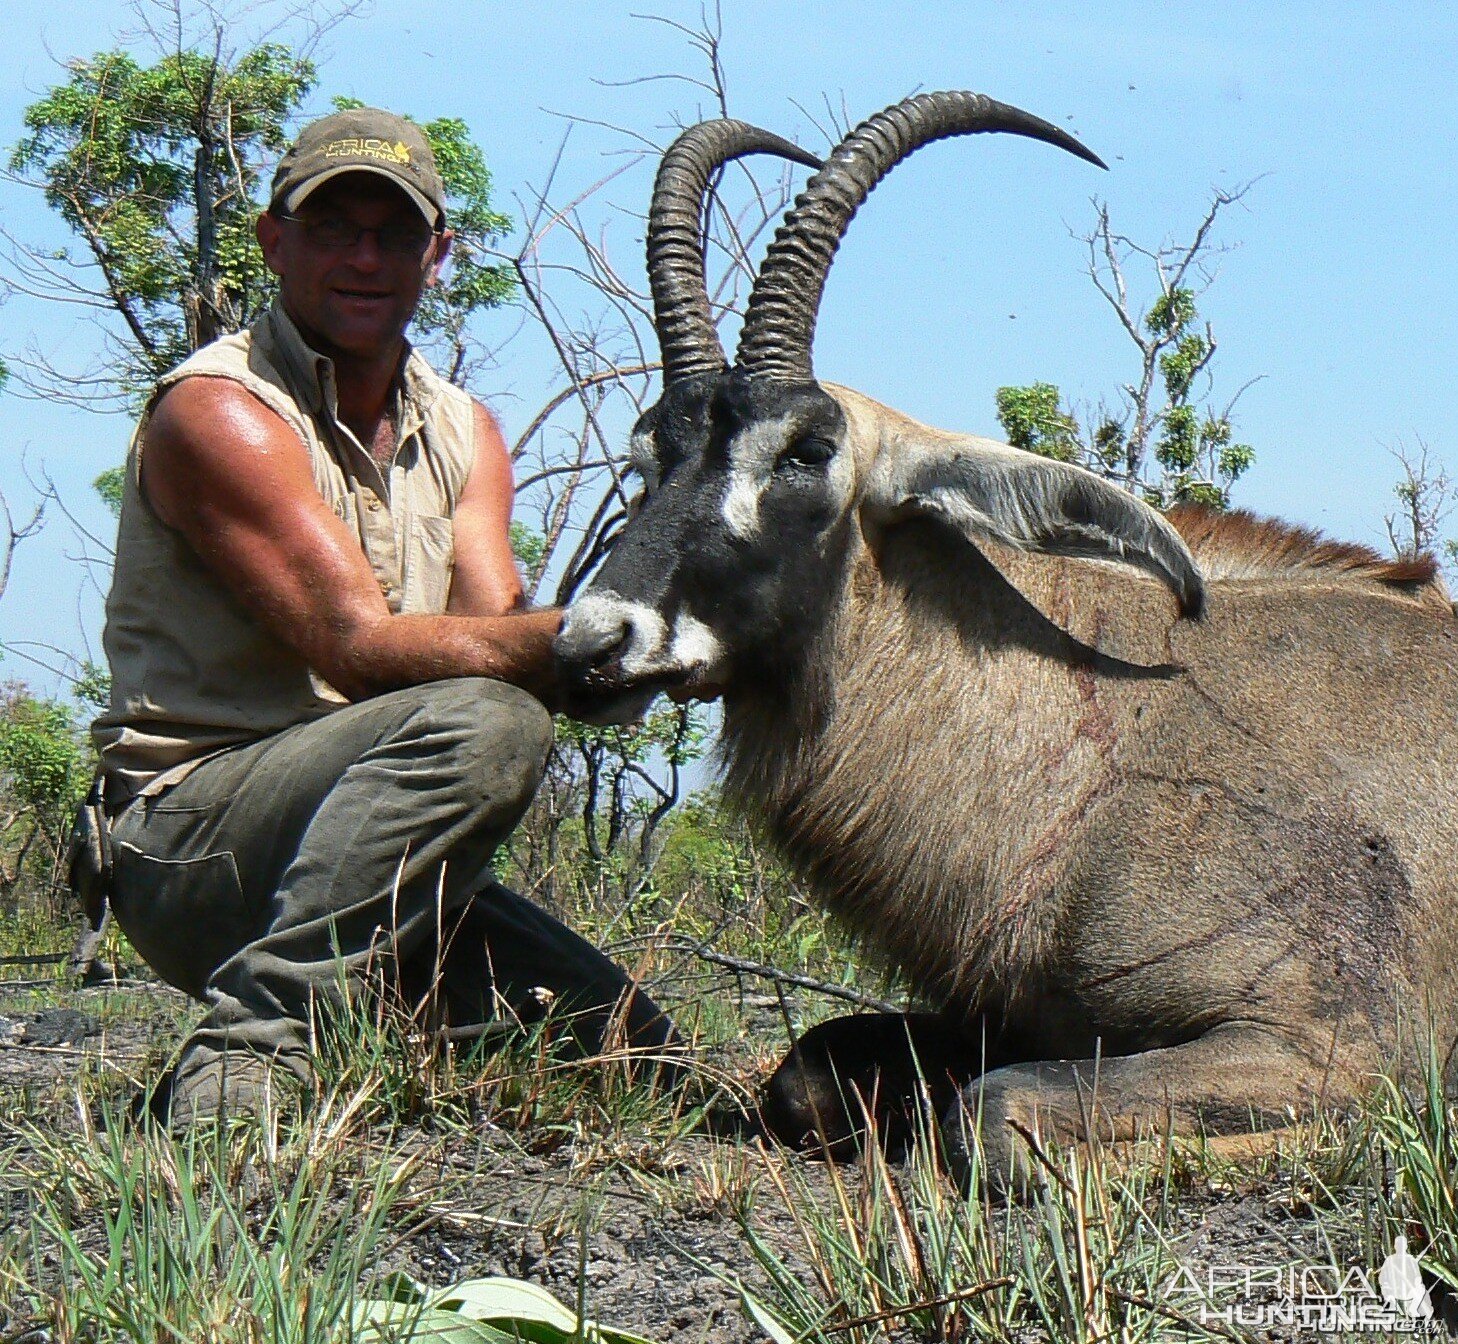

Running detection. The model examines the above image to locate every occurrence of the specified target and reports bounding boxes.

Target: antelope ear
[862,431,1205,619]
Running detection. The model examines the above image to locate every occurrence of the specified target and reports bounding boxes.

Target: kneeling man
[92,108,674,1120]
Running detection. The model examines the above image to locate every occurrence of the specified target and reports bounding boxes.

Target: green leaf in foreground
[739,1288,800,1344]
[353,1274,659,1344]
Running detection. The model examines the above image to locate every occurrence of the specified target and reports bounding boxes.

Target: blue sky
[1,0,1454,690]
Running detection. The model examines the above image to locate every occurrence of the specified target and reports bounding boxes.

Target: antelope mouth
[557,663,699,728]
[567,650,714,701]
[557,594,729,715]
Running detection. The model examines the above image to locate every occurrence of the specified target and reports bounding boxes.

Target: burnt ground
[0,969,1439,1344]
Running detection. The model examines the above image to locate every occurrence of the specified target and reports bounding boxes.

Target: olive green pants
[108,678,675,1090]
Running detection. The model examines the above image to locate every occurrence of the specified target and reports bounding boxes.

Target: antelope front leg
[944,1021,1353,1192]
[760,1011,987,1160]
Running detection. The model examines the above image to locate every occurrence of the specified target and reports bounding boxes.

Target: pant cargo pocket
[111,842,253,1000]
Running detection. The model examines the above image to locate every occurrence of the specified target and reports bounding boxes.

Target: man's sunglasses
[274,212,442,257]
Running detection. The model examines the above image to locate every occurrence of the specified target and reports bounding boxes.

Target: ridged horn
[648,120,822,385]
[735,91,1106,382]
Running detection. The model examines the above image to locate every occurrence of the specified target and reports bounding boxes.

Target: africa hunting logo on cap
[325,137,412,166]
[270,107,446,226]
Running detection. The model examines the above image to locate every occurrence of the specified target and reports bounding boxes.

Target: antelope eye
[776,436,836,471]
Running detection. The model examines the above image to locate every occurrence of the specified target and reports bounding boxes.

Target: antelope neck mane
[1168,504,1441,595]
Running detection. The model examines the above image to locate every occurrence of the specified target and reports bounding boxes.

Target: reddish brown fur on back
[1166,504,1443,596]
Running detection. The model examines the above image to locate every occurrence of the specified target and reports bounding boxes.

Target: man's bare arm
[447,401,529,617]
[141,376,561,703]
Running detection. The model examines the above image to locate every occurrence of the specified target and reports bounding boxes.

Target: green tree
[553,702,710,872]
[1384,438,1458,571]
[7,36,514,412]
[11,24,518,522]
[996,188,1258,509]
[0,683,94,912]
[994,382,1080,463]
[11,42,316,407]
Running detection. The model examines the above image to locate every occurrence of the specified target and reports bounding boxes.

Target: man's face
[257,174,452,362]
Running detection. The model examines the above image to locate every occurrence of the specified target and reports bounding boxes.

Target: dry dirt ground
[0,968,1444,1343]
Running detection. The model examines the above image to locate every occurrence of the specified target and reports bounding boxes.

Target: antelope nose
[583,621,629,672]
[557,596,639,679]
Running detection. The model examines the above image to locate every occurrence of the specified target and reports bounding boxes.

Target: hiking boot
[159,1047,297,1127]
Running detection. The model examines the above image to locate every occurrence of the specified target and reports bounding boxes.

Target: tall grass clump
[0,1102,430,1343]
[304,956,724,1195]
[734,1100,1226,1344]
[1362,1036,1458,1297]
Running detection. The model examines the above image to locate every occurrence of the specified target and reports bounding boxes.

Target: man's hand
[142,376,562,703]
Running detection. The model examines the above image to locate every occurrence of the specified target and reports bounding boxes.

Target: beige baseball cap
[269,107,446,226]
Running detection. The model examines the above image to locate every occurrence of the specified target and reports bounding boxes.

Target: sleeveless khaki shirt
[93,302,477,801]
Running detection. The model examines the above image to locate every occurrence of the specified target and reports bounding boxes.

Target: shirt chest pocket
[401,514,456,614]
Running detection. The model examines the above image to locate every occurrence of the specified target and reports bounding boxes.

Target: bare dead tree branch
[1385,436,1456,564]
[0,489,50,604]
[480,8,818,898]
[646,935,903,1013]
[1071,182,1259,495]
